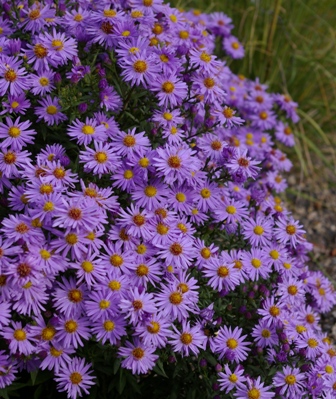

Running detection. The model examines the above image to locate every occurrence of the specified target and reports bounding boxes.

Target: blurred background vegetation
[171,0,336,178]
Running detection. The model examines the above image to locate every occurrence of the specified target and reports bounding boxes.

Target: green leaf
[117,369,126,395]
[153,360,168,378]
[113,358,121,375]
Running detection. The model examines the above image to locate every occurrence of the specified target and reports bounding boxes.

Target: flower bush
[0,1,335,398]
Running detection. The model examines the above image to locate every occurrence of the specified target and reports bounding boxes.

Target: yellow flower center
[51,39,64,51]
[287,285,298,295]
[144,185,157,197]
[167,155,181,168]
[160,54,169,63]
[81,261,94,272]
[162,81,175,93]
[286,225,296,235]
[269,306,280,317]
[109,280,121,291]
[169,291,183,304]
[41,326,56,341]
[138,157,149,167]
[200,52,211,62]
[247,388,260,399]
[133,60,148,73]
[170,243,183,255]
[223,107,234,118]
[8,126,21,137]
[261,329,271,338]
[64,320,78,333]
[123,135,136,147]
[147,321,160,334]
[34,44,48,58]
[13,329,26,341]
[203,77,215,88]
[229,374,238,383]
[132,347,144,359]
[4,69,17,82]
[94,151,108,163]
[29,9,41,19]
[46,105,57,115]
[200,247,211,259]
[68,289,83,303]
[232,42,240,49]
[124,170,133,179]
[226,338,238,349]
[82,125,95,135]
[269,250,279,259]
[40,249,51,260]
[251,258,261,268]
[179,30,189,39]
[70,372,82,385]
[136,244,147,254]
[136,264,149,276]
[110,254,123,267]
[253,226,264,235]
[180,332,193,345]
[104,320,115,331]
[217,266,229,277]
[39,77,49,86]
[99,300,110,309]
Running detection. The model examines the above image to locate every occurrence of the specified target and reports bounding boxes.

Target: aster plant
[0,1,335,399]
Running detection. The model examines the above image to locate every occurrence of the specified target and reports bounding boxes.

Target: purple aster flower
[251,320,278,348]
[273,366,306,398]
[242,215,273,247]
[120,51,160,87]
[119,287,157,325]
[118,338,158,374]
[99,85,123,111]
[41,29,78,67]
[35,95,67,126]
[0,116,36,151]
[0,351,17,388]
[234,376,275,399]
[215,106,245,128]
[0,301,10,328]
[275,121,295,147]
[29,70,55,95]
[52,197,103,233]
[154,143,199,185]
[113,127,151,157]
[157,236,195,269]
[20,4,55,34]
[1,93,31,115]
[218,364,247,394]
[79,141,120,177]
[91,313,127,345]
[223,35,245,58]
[273,93,299,123]
[257,297,285,327]
[273,216,306,248]
[170,321,206,357]
[55,315,91,350]
[2,321,36,356]
[226,148,260,179]
[52,277,87,318]
[155,282,194,322]
[241,248,272,281]
[150,73,188,108]
[135,314,171,348]
[67,117,107,145]
[214,325,250,362]
[55,357,95,399]
[0,56,29,96]
[203,254,240,292]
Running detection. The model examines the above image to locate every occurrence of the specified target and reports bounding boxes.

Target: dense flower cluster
[0,1,335,398]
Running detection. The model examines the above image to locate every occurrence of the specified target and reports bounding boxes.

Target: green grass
[171,0,336,174]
